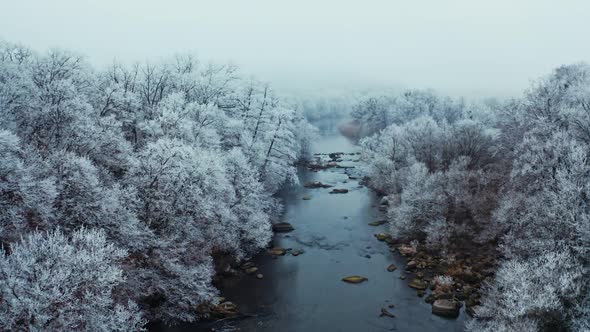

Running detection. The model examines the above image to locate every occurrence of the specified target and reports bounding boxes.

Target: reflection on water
[153,134,464,332]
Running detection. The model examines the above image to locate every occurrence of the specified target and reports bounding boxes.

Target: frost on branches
[0,229,145,331]
[359,64,590,330]
[0,41,312,327]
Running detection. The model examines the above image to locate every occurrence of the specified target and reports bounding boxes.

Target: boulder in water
[267,247,287,256]
[244,267,258,274]
[374,233,391,241]
[432,299,460,318]
[272,222,294,232]
[342,276,368,283]
[291,249,304,256]
[304,181,333,188]
[368,220,386,226]
[408,278,428,290]
[330,188,349,194]
[380,307,395,318]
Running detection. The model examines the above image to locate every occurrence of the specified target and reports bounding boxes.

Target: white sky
[1,0,589,98]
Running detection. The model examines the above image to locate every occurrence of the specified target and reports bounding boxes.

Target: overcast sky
[1,0,589,98]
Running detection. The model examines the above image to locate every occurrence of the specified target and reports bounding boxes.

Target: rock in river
[330,188,349,194]
[291,249,304,256]
[368,220,386,226]
[342,276,368,284]
[387,264,397,272]
[304,181,333,188]
[374,233,391,241]
[272,222,294,233]
[432,299,460,318]
[267,247,287,256]
[380,307,395,318]
[213,301,238,317]
[241,262,255,270]
[244,267,258,275]
[302,195,312,200]
[408,278,428,290]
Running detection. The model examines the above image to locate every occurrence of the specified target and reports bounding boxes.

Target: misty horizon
[2,0,590,99]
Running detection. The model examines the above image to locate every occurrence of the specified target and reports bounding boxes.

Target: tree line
[0,41,315,330]
[356,64,590,331]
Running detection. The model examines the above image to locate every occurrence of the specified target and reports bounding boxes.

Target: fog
[1,0,589,97]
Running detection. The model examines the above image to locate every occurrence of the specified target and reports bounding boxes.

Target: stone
[256,273,263,279]
[400,275,406,280]
[272,222,294,232]
[302,195,312,200]
[342,276,368,283]
[241,262,255,270]
[398,244,417,256]
[387,264,397,272]
[303,181,333,189]
[330,188,349,194]
[267,248,287,256]
[291,249,304,256]
[368,220,387,226]
[432,299,460,318]
[213,301,238,316]
[380,307,395,318]
[244,267,258,274]
[408,279,428,290]
[374,233,391,241]
[406,260,417,270]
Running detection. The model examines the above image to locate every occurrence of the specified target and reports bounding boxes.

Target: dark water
[154,134,464,332]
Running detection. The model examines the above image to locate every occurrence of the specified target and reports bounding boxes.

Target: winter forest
[1,2,590,332]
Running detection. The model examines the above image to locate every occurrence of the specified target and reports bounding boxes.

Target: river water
[156,133,465,332]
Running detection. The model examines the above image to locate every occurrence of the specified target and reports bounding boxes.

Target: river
[155,133,465,331]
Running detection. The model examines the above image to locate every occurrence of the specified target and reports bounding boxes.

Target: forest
[1,40,589,331]
[355,64,590,331]
[0,41,315,330]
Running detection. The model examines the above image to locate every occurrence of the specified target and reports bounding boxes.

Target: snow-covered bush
[0,228,145,331]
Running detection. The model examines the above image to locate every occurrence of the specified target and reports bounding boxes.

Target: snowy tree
[0,40,312,326]
[466,251,582,332]
[470,63,590,331]
[0,130,56,244]
[0,228,145,331]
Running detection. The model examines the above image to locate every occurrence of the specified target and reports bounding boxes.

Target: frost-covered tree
[0,228,145,331]
[360,109,503,250]
[470,63,590,331]
[0,40,312,326]
[0,130,56,244]
[466,251,582,332]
